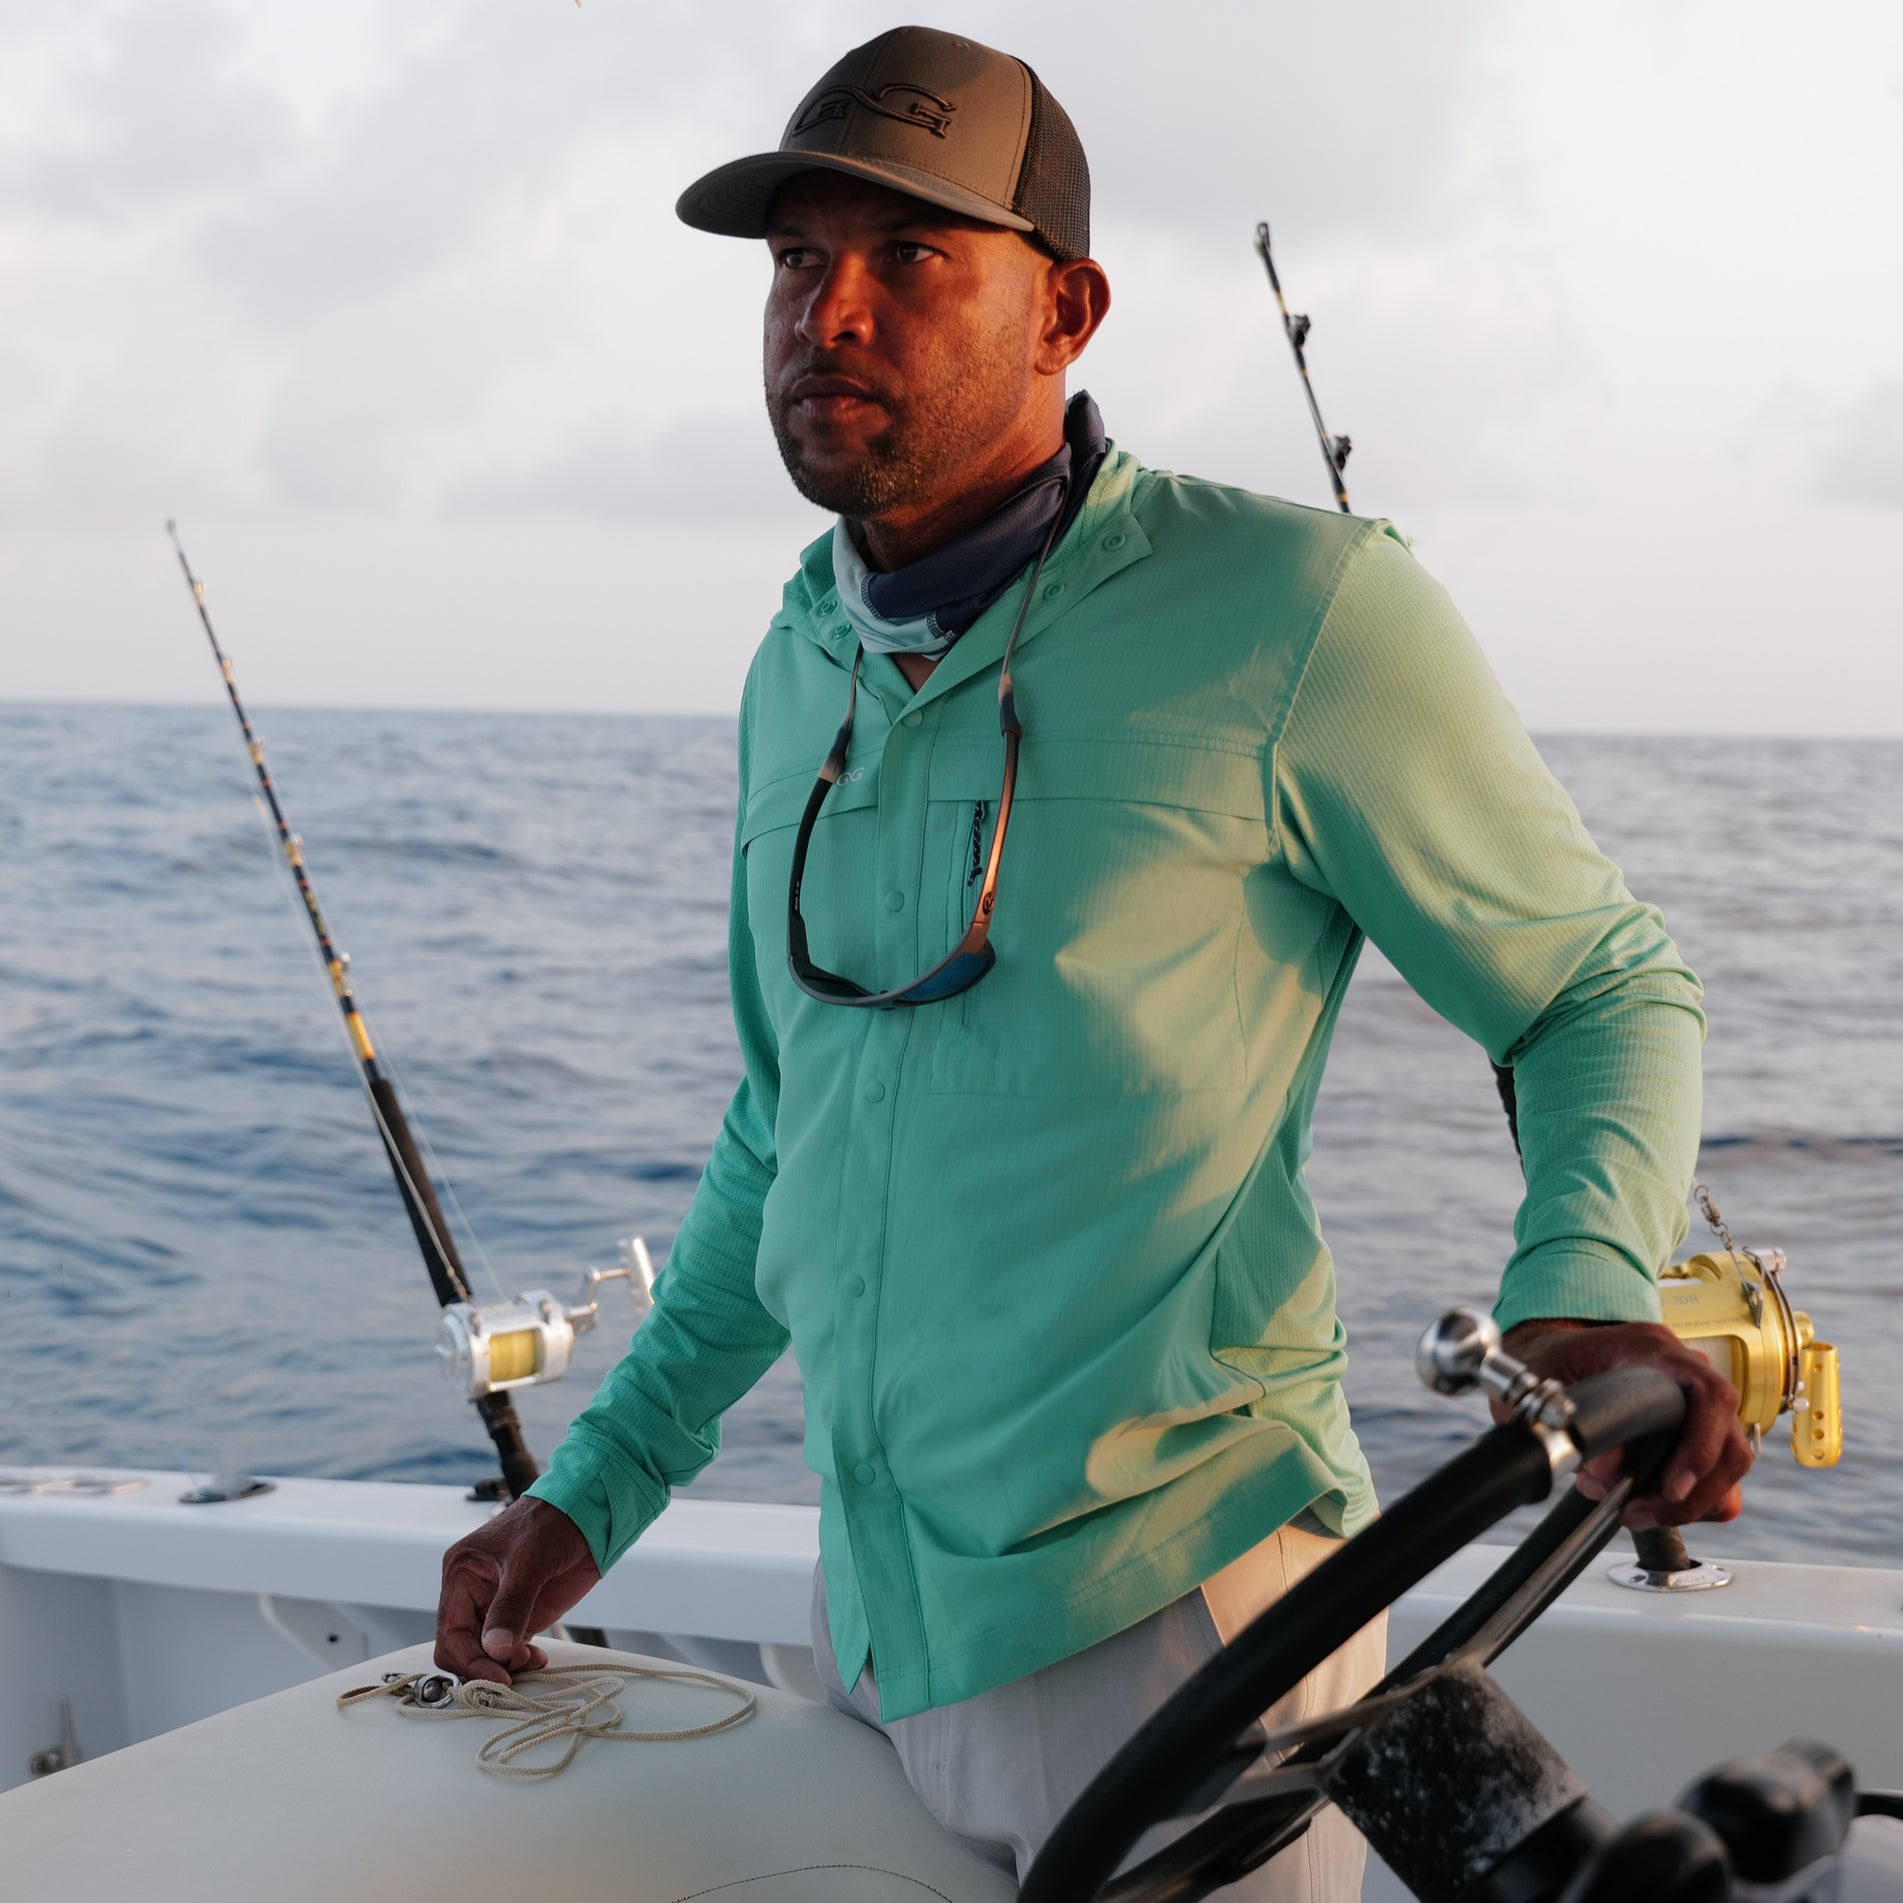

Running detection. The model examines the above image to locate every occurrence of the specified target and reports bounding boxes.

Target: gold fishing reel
[1609,1185,1841,1595]
[1658,1188,1842,1469]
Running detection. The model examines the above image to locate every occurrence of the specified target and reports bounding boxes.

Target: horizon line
[3,694,1902,745]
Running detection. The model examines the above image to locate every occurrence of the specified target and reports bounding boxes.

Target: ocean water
[1,703,1898,1566]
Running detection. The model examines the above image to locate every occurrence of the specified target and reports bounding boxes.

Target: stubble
[766,319,1033,523]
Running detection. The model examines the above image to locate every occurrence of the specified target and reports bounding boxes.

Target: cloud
[1036,0,1505,244]
[1809,380,1903,508]
[4,0,1900,730]
[1075,221,1589,517]
[0,0,1526,539]
[0,2,290,228]
[453,407,824,525]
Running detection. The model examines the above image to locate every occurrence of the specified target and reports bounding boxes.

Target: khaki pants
[810,1516,1386,1898]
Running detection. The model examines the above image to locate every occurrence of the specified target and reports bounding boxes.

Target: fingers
[434,1498,604,1687]
[1627,1480,1745,1532]
[435,1554,512,1684]
[1625,1357,1755,1528]
[1512,1319,1756,1530]
[1627,1460,1749,1528]
[479,1557,542,1669]
[1571,1449,1625,1502]
[435,1542,542,1684]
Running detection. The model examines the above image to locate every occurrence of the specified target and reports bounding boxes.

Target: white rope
[338,1663,757,1779]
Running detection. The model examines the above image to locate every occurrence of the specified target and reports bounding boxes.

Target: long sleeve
[1272,523,1706,1330]
[526,688,789,1570]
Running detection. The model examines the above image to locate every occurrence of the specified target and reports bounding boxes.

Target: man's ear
[1038,256,1111,374]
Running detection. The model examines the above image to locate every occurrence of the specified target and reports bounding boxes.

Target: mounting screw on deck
[28,1696,79,1777]
[179,1472,275,1505]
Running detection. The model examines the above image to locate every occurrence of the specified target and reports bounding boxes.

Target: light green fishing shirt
[529,448,1704,1720]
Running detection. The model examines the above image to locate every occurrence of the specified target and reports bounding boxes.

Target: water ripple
[0,707,1898,1561]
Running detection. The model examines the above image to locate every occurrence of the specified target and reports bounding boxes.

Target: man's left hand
[1501,1320,1754,1529]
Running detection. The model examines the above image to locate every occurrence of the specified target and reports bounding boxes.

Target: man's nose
[795,253,875,349]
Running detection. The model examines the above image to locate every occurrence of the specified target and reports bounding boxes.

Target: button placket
[826,728,923,1666]
[830,988,910,1614]
[875,714,929,973]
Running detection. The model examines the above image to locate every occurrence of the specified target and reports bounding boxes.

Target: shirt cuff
[1495,1243,1664,1336]
[525,1429,669,1575]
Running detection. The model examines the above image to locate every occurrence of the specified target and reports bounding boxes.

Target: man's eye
[894,242,934,264]
[776,247,816,269]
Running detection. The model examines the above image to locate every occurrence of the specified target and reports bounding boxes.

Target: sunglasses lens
[791,959,870,1003]
[899,948,995,1004]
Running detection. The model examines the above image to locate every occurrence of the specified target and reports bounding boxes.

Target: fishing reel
[1661,1186,1841,1471]
[1661,1250,1841,1470]
[435,1236,656,1400]
[1611,1185,1842,1594]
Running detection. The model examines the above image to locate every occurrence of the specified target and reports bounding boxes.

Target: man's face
[764,170,1054,520]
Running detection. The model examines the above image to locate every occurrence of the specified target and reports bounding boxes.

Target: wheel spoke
[1249,1677,1437,1766]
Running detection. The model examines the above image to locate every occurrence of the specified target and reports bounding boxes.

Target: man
[437,26,1750,1896]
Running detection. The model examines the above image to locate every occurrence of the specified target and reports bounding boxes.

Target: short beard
[767,400,934,518]
[766,322,1032,524]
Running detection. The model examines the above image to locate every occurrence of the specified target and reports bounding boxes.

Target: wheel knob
[1417,1308,1503,1396]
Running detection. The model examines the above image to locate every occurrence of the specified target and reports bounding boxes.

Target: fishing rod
[1252,223,1523,1158]
[1247,230,1856,1596]
[166,520,542,1500]
[1254,221,1352,513]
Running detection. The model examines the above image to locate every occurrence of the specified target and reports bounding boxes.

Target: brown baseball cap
[676,25,1090,260]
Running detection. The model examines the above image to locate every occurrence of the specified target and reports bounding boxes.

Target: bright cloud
[1,0,1898,729]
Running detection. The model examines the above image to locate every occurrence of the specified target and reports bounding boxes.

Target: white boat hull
[5,1469,1901,1899]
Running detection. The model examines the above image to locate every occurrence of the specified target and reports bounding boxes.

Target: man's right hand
[435,1495,602,1684]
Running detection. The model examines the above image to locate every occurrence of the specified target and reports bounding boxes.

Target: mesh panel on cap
[1016,66,1090,261]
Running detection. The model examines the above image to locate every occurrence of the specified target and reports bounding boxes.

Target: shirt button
[902,711,922,728]
[882,889,905,912]
[1043,581,1066,600]
[843,1273,866,1297]
[833,623,852,638]
[1103,532,1126,551]
[817,596,837,613]
[854,1462,877,1485]
[863,1080,886,1103]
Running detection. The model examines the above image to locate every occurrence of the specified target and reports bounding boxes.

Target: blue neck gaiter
[832,392,1108,660]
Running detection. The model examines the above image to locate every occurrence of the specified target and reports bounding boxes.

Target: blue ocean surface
[1,702,1898,1565]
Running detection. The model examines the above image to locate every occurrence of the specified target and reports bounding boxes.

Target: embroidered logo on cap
[794,83,958,139]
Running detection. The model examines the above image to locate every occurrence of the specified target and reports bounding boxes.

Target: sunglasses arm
[820,659,861,782]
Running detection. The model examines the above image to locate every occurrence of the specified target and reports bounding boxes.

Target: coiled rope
[338,1662,757,1779]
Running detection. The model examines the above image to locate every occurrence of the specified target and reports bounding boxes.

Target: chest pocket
[924,735,1269,1098]
[739,759,883,1021]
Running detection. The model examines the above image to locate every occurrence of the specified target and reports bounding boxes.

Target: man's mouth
[786,374,888,422]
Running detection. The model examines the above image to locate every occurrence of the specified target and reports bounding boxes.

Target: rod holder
[1609,1524,1732,1594]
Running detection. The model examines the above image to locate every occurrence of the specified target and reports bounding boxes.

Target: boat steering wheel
[1020,1310,1695,1903]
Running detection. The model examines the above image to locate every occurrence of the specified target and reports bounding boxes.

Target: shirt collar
[788,446,1151,702]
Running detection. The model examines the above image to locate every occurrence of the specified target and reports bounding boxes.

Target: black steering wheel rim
[1018,1365,1688,1903]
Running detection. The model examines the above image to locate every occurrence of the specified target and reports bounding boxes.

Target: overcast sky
[3,1,1899,731]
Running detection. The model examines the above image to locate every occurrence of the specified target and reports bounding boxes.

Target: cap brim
[676,150,1035,240]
